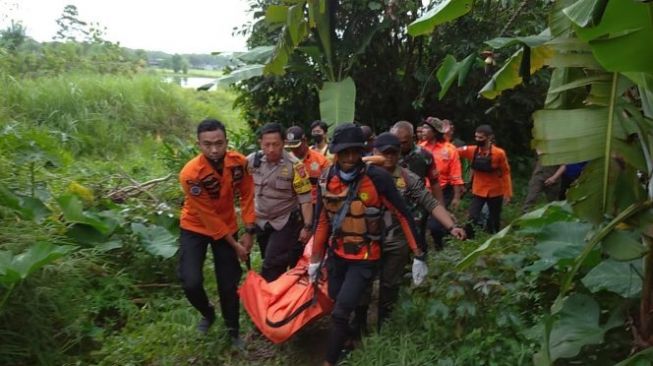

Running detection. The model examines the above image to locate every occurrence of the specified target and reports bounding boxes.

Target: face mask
[476,139,487,147]
[312,134,324,144]
[338,167,359,182]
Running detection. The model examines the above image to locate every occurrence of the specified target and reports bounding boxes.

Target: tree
[53,5,88,42]
[170,54,188,73]
[0,20,25,51]
[228,0,549,152]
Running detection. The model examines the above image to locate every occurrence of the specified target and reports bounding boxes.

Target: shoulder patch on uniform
[294,162,308,179]
[359,192,369,201]
[190,185,202,196]
[396,177,406,189]
[231,166,244,181]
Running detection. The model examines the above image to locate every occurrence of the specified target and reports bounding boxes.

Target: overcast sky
[1,0,252,54]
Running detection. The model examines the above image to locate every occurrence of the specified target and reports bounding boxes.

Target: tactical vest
[471,146,495,172]
[318,169,383,260]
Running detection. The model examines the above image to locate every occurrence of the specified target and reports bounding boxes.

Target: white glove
[412,258,428,286]
[308,262,320,283]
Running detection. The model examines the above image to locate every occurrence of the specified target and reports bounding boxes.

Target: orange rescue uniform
[313,165,422,261]
[458,145,512,198]
[296,149,330,203]
[419,140,464,188]
[180,152,255,239]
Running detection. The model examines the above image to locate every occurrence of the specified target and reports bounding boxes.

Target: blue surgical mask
[338,168,359,182]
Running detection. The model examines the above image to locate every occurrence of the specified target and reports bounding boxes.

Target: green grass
[1,73,246,158]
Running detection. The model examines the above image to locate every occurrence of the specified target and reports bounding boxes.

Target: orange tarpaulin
[239,239,332,344]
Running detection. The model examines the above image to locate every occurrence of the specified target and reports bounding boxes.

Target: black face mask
[312,134,324,144]
[476,139,487,147]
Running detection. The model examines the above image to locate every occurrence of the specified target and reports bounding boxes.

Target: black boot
[197,306,215,334]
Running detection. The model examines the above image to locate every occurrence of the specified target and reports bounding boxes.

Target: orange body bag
[238,238,333,344]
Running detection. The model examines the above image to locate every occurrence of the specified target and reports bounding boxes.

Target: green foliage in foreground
[0,71,257,365]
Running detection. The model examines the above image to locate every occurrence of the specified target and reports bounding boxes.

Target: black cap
[476,124,494,135]
[329,123,365,153]
[285,126,305,148]
[373,132,400,152]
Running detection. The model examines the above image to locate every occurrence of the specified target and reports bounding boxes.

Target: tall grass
[1,73,248,157]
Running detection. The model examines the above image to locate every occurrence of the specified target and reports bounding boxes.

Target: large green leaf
[319,77,356,129]
[572,0,653,75]
[549,0,576,37]
[264,3,309,77]
[0,243,74,287]
[562,0,608,28]
[479,45,553,99]
[214,65,265,88]
[545,294,622,362]
[57,194,114,235]
[233,46,274,64]
[457,202,574,269]
[532,108,608,164]
[581,258,643,298]
[0,184,50,222]
[601,229,646,261]
[436,54,475,99]
[485,33,551,49]
[407,0,473,37]
[308,0,334,80]
[131,223,178,259]
[524,221,591,273]
[265,5,289,24]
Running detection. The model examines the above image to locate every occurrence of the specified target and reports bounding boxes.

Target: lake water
[164,76,216,90]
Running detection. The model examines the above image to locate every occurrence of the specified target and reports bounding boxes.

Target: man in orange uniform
[310,120,334,161]
[458,125,512,233]
[307,123,427,366]
[419,116,464,249]
[178,119,255,345]
[285,125,330,205]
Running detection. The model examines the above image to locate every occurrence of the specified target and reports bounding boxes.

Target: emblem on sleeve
[231,166,244,181]
[295,163,308,178]
[190,185,202,196]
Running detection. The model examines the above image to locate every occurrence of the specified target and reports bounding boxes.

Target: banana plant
[413,0,653,363]
[215,0,389,129]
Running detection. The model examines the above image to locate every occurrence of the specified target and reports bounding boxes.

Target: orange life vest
[318,167,384,260]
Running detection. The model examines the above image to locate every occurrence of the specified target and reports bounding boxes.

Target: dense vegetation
[2,0,653,365]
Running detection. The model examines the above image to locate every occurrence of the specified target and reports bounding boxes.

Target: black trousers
[325,254,378,364]
[427,184,454,250]
[469,194,503,234]
[256,212,303,282]
[177,229,242,337]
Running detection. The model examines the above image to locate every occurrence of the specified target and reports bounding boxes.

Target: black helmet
[329,123,366,153]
